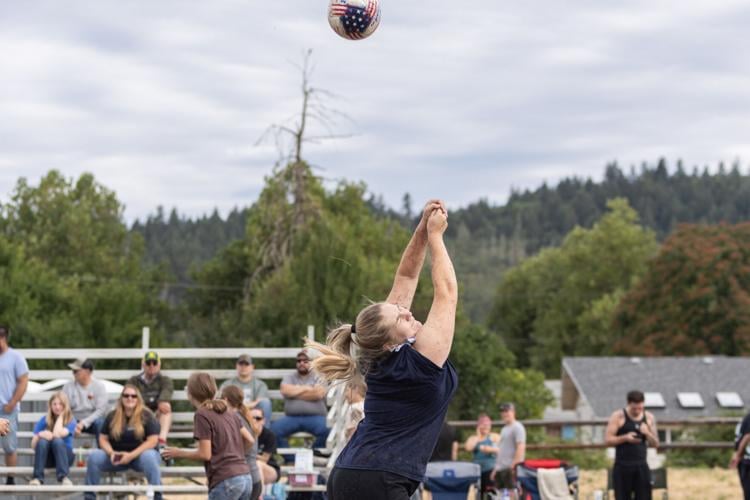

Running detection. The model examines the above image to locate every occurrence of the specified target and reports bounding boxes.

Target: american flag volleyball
[328,0,381,40]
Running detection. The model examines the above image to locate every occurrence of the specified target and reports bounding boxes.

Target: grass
[577,467,742,499]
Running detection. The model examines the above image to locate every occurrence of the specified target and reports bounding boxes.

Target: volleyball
[328,0,381,41]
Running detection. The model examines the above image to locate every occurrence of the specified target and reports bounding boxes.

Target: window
[677,392,704,408]
[644,392,666,408]
[716,392,743,408]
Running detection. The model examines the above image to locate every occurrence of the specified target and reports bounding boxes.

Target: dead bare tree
[246,49,353,303]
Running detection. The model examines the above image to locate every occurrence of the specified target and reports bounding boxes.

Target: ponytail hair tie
[351,323,356,334]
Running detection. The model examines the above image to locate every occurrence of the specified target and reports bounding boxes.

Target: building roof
[562,356,750,419]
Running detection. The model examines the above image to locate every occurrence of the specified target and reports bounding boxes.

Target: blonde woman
[29,391,77,485]
[310,199,458,500]
[162,372,254,499]
[84,385,162,500]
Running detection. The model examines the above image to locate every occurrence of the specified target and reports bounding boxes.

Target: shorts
[327,467,419,500]
[0,410,18,454]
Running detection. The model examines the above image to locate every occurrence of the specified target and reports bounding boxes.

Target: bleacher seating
[0,333,344,496]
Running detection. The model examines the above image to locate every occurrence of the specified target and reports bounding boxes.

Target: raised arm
[386,199,445,309]
[413,209,457,367]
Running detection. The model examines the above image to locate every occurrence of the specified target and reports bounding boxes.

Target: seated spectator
[222,385,263,500]
[343,379,365,441]
[220,354,272,426]
[62,358,108,442]
[271,350,330,458]
[127,351,173,447]
[250,407,280,485]
[464,413,499,493]
[162,372,254,499]
[85,385,162,500]
[29,392,77,486]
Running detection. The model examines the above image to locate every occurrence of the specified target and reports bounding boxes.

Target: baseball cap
[237,354,253,364]
[499,402,515,412]
[68,358,94,371]
[143,351,160,363]
[296,350,310,361]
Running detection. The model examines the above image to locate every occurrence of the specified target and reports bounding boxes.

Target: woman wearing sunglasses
[29,391,77,485]
[310,199,458,500]
[84,385,162,500]
[162,372,254,500]
[221,385,263,499]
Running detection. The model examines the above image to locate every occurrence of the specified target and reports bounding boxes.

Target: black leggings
[251,480,263,500]
[327,467,419,500]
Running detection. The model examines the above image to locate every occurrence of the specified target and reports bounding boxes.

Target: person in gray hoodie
[62,358,109,443]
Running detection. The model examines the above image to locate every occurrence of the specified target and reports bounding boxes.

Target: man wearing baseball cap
[220,353,272,426]
[490,402,526,490]
[62,358,108,443]
[127,351,174,447]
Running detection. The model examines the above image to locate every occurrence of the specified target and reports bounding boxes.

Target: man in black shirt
[730,410,750,500]
[605,390,659,500]
[430,419,458,462]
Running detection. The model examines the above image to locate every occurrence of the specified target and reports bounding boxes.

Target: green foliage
[614,223,750,355]
[0,170,164,348]
[666,418,739,467]
[526,441,610,470]
[488,199,658,374]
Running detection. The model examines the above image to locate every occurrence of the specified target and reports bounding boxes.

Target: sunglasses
[296,359,310,364]
[144,360,158,366]
[252,416,264,421]
[237,361,250,366]
[121,394,138,399]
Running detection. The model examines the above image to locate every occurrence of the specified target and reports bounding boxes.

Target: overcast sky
[2,1,749,223]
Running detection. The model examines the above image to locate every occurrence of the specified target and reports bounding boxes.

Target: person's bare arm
[163,439,211,462]
[413,210,457,367]
[451,441,459,461]
[465,434,481,452]
[641,412,659,448]
[512,442,526,468]
[240,426,255,451]
[4,374,28,412]
[280,383,306,398]
[731,433,750,468]
[385,200,444,309]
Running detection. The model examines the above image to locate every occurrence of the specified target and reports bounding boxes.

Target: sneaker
[60,477,73,486]
[28,478,41,486]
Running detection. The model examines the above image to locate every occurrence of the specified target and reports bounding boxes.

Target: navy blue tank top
[335,344,458,482]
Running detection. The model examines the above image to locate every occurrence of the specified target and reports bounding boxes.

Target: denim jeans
[208,473,252,500]
[85,448,162,500]
[33,438,74,482]
[271,414,329,449]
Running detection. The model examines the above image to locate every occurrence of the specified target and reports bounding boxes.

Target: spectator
[430,419,459,462]
[271,350,330,457]
[162,372,254,499]
[220,354,272,426]
[731,407,750,500]
[63,358,108,443]
[605,390,658,500]
[127,351,174,446]
[464,413,499,493]
[0,325,29,485]
[490,403,526,490]
[250,406,280,485]
[85,384,162,500]
[29,391,77,486]
[343,380,365,442]
[222,385,263,500]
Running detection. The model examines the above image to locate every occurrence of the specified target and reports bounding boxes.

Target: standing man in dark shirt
[128,351,173,448]
[605,390,659,500]
[730,409,750,500]
[430,419,458,462]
